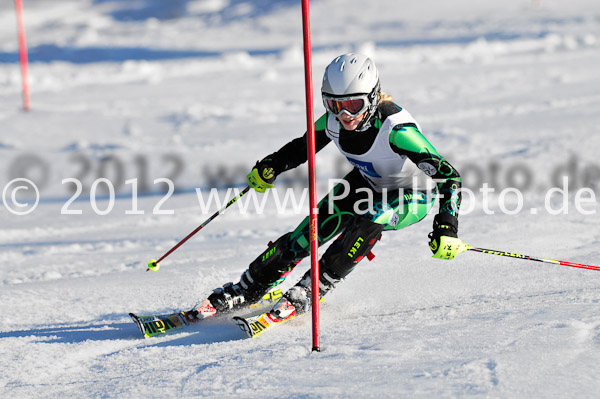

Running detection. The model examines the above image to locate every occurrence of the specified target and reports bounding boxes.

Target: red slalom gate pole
[14,0,30,111]
[300,0,320,352]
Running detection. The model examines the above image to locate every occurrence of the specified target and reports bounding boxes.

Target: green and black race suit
[265,102,461,214]
[249,101,462,280]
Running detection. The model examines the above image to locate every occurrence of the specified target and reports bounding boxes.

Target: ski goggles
[322,94,371,117]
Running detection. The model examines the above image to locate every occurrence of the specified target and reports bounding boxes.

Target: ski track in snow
[1,0,600,398]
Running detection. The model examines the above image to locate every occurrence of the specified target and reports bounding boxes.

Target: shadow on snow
[0,317,246,346]
[0,44,283,64]
[0,30,550,64]
[93,0,294,22]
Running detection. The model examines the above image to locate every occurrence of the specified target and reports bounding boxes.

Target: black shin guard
[297,216,384,297]
[320,216,384,280]
[248,232,299,287]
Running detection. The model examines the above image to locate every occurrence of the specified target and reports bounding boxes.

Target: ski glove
[429,213,464,260]
[247,160,277,193]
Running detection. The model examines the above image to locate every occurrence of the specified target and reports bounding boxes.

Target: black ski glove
[428,213,458,253]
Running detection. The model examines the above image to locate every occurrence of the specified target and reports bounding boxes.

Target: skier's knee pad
[320,216,384,280]
[248,232,299,286]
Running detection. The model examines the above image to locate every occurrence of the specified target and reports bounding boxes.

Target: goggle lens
[325,98,366,116]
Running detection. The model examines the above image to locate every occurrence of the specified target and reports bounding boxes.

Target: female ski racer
[192,53,462,321]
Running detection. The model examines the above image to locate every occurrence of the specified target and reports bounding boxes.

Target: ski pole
[465,245,600,272]
[147,186,250,272]
[442,237,600,272]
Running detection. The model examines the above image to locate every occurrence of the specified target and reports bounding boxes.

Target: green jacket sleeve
[389,123,461,217]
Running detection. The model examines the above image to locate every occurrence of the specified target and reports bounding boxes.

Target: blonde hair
[378,91,394,103]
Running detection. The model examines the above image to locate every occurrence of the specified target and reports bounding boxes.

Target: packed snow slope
[1,0,600,398]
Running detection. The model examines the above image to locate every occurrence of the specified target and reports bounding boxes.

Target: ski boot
[271,286,309,320]
[209,269,271,313]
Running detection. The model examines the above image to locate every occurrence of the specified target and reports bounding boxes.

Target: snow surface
[1,0,600,398]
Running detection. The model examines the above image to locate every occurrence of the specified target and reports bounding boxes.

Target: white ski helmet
[321,53,380,127]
